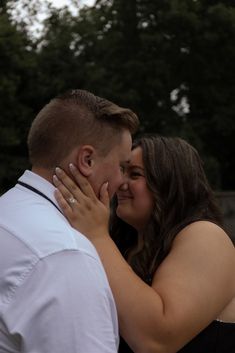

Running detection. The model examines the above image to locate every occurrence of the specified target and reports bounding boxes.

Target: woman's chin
[117,207,129,222]
[116,208,136,227]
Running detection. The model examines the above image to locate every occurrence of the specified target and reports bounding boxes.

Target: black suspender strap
[17,181,63,215]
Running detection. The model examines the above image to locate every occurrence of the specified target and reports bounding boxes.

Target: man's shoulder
[0,184,97,259]
[0,215,98,261]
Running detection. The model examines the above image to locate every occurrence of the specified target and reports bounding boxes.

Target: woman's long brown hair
[110,135,224,284]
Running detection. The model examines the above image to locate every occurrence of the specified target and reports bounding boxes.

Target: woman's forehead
[130,147,143,165]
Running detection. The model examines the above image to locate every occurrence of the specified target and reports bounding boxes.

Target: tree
[1,0,234,191]
[76,0,235,189]
[0,1,37,192]
[163,1,235,188]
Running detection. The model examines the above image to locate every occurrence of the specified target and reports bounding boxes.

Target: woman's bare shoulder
[175,220,234,250]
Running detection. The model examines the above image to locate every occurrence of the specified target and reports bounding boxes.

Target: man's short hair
[27,89,139,168]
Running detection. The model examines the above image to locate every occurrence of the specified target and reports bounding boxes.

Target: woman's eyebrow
[129,165,145,171]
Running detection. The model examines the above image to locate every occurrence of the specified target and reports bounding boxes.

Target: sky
[46,0,95,18]
[11,0,95,39]
[49,0,95,10]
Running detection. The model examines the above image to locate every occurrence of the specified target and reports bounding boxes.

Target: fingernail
[53,175,59,183]
[55,167,62,174]
[69,163,76,171]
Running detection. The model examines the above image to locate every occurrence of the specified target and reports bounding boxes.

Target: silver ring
[67,197,77,204]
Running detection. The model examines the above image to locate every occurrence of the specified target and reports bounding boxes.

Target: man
[0,89,139,352]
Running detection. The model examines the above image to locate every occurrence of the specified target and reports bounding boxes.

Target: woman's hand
[53,163,110,240]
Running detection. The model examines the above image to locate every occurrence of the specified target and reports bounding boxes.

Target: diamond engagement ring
[67,197,77,204]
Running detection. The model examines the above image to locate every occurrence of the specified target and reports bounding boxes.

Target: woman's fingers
[53,174,80,207]
[69,163,97,200]
[53,164,110,211]
[54,167,82,197]
[54,188,74,216]
[54,188,84,230]
[99,182,110,209]
[68,164,110,207]
[53,166,111,240]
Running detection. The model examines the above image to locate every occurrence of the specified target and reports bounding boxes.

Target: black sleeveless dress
[119,320,235,353]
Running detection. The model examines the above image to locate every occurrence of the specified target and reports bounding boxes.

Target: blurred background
[0,0,234,237]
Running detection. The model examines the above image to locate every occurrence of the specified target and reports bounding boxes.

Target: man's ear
[76,145,95,177]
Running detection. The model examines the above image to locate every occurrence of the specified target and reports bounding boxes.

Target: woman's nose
[119,180,129,191]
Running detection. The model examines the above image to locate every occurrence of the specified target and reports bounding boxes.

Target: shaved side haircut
[28,89,139,168]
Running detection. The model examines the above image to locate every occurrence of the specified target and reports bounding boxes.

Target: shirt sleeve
[4,250,119,353]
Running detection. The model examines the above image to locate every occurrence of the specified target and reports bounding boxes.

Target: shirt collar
[18,170,61,211]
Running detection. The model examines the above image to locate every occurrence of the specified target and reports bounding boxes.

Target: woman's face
[116,146,155,232]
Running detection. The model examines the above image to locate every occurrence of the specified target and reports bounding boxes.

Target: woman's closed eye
[129,170,145,179]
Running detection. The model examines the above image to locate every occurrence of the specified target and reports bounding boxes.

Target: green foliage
[0,6,35,192]
[0,0,234,192]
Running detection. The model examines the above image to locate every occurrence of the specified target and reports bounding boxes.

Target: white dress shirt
[0,170,119,353]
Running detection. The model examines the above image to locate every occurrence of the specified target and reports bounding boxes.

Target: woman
[53,135,235,353]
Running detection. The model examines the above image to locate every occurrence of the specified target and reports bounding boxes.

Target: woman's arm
[53,165,235,353]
